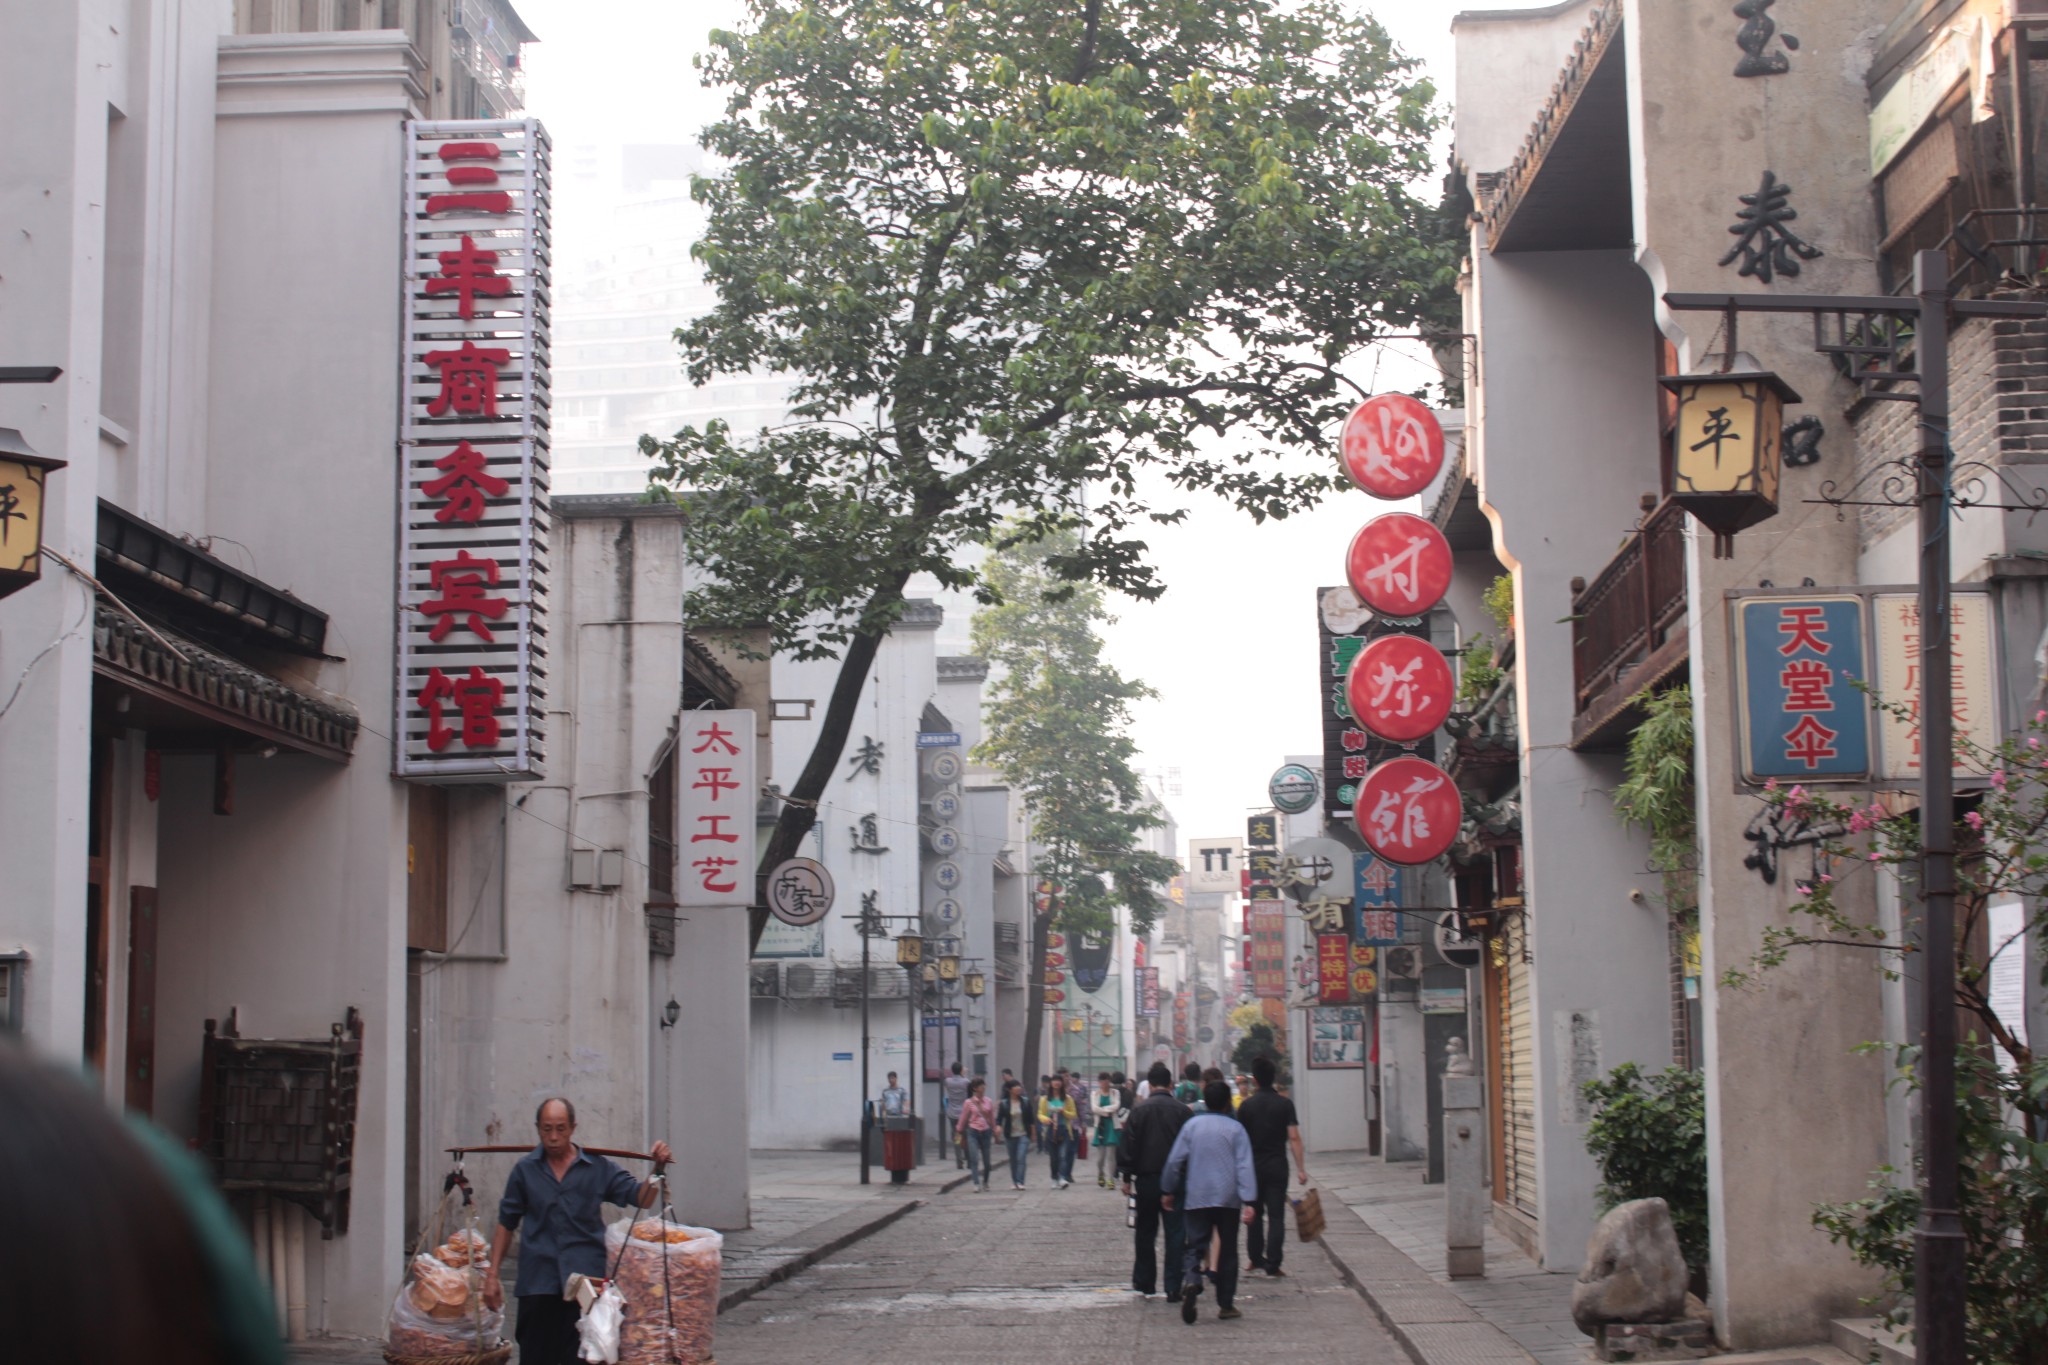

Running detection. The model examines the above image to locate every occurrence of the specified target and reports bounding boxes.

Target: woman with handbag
[1038,1075,1078,1188]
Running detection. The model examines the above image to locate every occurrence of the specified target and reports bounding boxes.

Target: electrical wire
[0,577,91,725]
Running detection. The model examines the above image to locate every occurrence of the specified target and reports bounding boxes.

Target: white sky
[513,0,1555,850]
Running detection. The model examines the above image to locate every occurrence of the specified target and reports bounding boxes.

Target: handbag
[1292,1186,1327,1243]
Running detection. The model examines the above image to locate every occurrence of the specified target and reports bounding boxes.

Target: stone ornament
[1571,1198,1689,1335]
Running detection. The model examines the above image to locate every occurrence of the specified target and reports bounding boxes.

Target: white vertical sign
[1186,838,1244,894]
[396,118,551,780]
[678,711,757,907]
[1872,592,1996,782]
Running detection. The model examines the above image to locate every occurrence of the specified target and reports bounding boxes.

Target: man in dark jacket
[1117,1062,1193,1300]
[1236,1054,1308,1275]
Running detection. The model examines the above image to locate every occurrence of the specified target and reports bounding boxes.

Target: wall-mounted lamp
[660,997,681,1029]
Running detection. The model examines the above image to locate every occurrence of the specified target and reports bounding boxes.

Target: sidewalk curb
[1312,1193,1542,1365]
[714,1171,969,1316]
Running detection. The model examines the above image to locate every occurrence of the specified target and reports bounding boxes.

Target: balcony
[1570,496,1688,750]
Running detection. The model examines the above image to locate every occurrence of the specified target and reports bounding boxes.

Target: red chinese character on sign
[691,856,741,895]
[1780,657,1833,711]
[421,550,509,642]
[692,767,740,799]
[425,235,515,320]
[1778,605,1831,656]
[1343,755,1369,779]
[1341,728,1369,753]
[691,814,738,844]
[692,723,741,756]
[422,441,510,523]
[423,341,511,418]
[1784,715,1840,768]
[417,666,503,751]
[425,141,514,216]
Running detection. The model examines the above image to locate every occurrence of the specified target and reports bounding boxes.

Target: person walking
[1090,1072,1124,1188]
[1117,1062,1192,1303]
[1237,1055,1308,1276]
[1115,1070,1136,1116]
[1038,1075,1079,1188]
[942,1062,973,1169]
[956,1077,997,1191]
[484,1099,673,1363]
[1161,1080,1256,1324]
[1172,1061,1202,1107]
[996,1078,1035,1189]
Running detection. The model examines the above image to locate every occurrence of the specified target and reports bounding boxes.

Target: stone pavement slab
[717,1171,1412,1363]
[1316,1151,1579,1365]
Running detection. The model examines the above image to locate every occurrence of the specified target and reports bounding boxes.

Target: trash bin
[863,1103,886,1165]
[882,1115,914,1184]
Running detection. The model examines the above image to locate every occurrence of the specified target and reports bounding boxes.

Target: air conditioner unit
[783,963,831,999]
[748,963,781,999]
[1383,946,1424,980]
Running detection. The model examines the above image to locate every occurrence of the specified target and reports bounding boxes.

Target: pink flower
[2029,738,2041,750]
[2035,710,2045,724]
[1797,884,1813,897]
[1870,852,1883,862]
[1992,770,2009,789]
[1819,873,1834,884]
[1764,778,1779,792]
[1964,810,1984,831]
[1848,810,1872,834]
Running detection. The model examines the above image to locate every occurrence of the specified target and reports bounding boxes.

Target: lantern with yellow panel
[938,954,960,982]
[964,969,985,998]
[1658,371,1801,558]
[895,931,923,967]
[0,429,65,600]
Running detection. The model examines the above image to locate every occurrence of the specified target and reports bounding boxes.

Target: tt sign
[1187,838,1243,894]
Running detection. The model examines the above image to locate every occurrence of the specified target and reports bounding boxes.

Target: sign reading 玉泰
[1734,595,1870,783]
[397,119,552,781]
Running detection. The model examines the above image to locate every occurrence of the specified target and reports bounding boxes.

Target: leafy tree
[642,0,1460,947]
[971,529,1179,1079]
[1581,1063,1708,1271]
[1610,685,1698,923]
[1231,1022,1287,1085]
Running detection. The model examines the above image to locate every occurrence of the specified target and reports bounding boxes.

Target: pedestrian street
[715,1172,1407,1364]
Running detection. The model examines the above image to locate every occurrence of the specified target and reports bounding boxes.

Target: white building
[0,2,762,1341]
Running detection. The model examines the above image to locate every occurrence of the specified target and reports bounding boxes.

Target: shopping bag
[1292,1187,1327,1243]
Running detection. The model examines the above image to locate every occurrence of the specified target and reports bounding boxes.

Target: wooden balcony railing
[1569,497,1689,749]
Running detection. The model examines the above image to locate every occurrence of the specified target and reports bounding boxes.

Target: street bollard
[1442,1036,1485,1280]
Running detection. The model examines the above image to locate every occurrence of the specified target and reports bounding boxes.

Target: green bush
[1484,573,1514,634]
[1813,1046,2048,1365]
[1231,1023,1289,1087]
[1457,635,1503,704]
[1582,1063,1709,1270]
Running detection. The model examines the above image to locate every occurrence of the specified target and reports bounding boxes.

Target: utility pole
[1663,251,2048,1364]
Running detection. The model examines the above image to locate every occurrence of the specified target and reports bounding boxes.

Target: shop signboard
[1734,595,1870,783]
[1316,933,1352,1003]
[675,711,758,907]
[1319,587,1435,817]
[1307,1005,1367,1069]
[1872,591,1997,782]
[1354,756,1460,866]
[397,119,551,780]
[1354,851,1403,945]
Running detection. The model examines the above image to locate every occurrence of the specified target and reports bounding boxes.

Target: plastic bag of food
[602,1214,723,1365]
[576,1281,626,1364]
[386,1251,502,1358]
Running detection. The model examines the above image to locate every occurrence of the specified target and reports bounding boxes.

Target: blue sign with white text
[1736,595,1870,782]
[916,732,962,749]
[1354,851,1404,946]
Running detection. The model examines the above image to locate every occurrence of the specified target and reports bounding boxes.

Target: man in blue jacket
[1160,1079,1258,1323]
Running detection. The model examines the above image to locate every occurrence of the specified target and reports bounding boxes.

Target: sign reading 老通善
[677,711,757,906]
[397,119,551,780]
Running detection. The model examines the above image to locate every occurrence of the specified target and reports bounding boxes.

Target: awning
[93,606,359,762]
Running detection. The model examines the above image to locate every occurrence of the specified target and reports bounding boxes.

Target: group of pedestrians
[935,1063,1140,1191]
[1117,1055,1306,1325]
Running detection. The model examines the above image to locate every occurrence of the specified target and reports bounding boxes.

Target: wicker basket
[382,1347,510,1365]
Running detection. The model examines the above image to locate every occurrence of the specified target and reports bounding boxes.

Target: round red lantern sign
[1346,513,1453,619]
[1341,394,1445,499]
[1346,634,1455,743]
[1352,756,1461,866]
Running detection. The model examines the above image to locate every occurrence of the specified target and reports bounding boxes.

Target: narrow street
[715,1170,1407,1364]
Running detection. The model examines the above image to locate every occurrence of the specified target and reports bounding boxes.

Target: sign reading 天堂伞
[397,119,551,781]
[1734,596,1870,783]
[1319,587,1436,817]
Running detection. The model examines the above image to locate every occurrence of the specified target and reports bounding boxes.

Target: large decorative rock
[1571,1198,1689,1336]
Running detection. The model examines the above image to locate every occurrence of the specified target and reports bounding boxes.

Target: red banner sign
[1355,756,1461,865]
[1346,513,1452,619]
[1348,633,1454,743]
[1317,933,1353,1003]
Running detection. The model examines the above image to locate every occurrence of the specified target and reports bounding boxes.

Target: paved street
[715,1172,1410,1364]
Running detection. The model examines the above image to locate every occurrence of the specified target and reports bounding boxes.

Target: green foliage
[646,0,1462,660]
[1231,1021,1288,1085]
[1456,634,1502,705]
[1483,573,1514,635]
[1581,1063,1709,1271]
[1609,686,1698,918]
[1813,1046,2048,1365]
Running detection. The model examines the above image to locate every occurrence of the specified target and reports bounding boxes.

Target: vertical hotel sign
[396,120,551,780]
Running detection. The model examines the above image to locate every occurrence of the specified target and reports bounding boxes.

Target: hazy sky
[513,0,1554,850]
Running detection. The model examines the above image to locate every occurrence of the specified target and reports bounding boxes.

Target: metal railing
[1570,497,1687,716]
[1888,208,2048,299]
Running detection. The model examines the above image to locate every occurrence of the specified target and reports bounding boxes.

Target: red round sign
[1341,394,1445,499]
[1347,634,1455,743]
[1346,513,1453,618]
[1352,756,1461,866]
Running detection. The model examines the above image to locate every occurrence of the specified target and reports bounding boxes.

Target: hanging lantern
[1659,370,1801,559]
[921,962,938,983]
[0,428,67,601]
[938,954,960,982]
[964,970,985,998]
[1101,1020,1114,1038]
[895,931,923,966]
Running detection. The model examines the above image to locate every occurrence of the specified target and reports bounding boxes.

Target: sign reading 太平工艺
[677,711,757,906]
